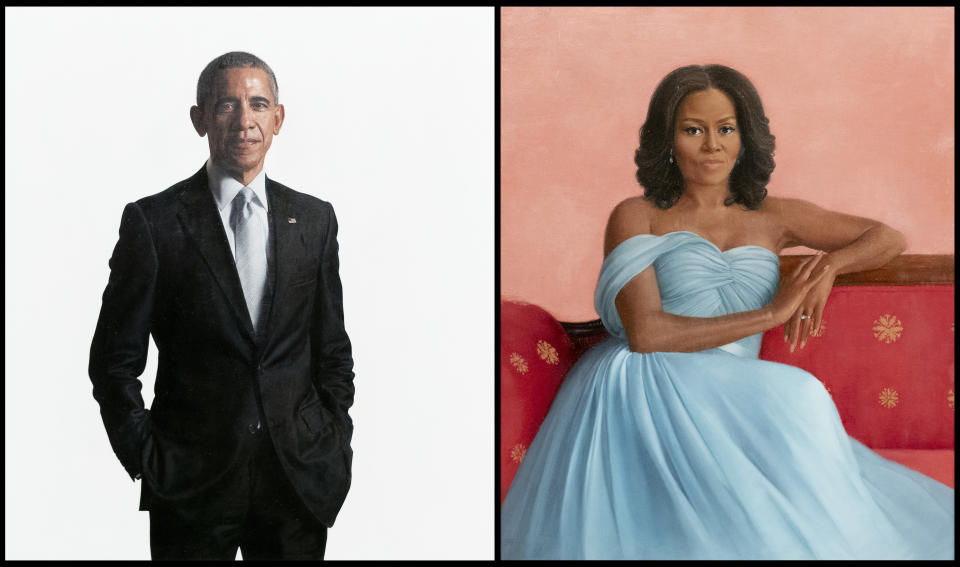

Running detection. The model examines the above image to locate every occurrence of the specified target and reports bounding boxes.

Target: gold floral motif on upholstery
[878,387,899,409]
[872,314,903,344]
[949,390,954,410]
[511,443,527,464]
[537,340,559,365]
[509,352,529,374]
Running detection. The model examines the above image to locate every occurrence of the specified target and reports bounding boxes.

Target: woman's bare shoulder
[605,196,657,255]
[610,195,657,219]
[757,195,831,250]
[760,194,888,251]
[760,195,823,219]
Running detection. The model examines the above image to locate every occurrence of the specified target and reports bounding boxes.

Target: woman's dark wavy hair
[634,64,775,210]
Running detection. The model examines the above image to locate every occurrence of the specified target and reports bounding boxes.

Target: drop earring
[668,149,674,164]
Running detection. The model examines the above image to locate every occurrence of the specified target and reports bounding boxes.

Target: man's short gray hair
[196,51,279,107]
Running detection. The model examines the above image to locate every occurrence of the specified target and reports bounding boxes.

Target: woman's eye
[684,126,702,135]
[720,125,737,135]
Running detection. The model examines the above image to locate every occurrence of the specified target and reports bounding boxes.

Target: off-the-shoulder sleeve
[593,233,693,338]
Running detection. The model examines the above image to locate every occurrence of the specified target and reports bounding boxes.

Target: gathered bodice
[594,231,780,358]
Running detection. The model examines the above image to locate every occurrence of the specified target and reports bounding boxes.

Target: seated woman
[500,64,954,560]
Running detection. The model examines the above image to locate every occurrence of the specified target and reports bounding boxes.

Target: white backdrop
[4,7,493,560]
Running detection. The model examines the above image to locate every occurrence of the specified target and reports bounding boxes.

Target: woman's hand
[784,254,837,352]
[770,197,906,352]
[767,251,833,332]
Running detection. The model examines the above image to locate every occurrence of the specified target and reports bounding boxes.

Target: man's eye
[216,103,234,113]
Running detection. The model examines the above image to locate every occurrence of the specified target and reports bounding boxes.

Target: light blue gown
[501,231,954,559]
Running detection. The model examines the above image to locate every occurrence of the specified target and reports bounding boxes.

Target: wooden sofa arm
[779,254,954,286]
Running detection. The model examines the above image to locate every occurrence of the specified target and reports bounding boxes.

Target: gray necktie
[230,187,267,329]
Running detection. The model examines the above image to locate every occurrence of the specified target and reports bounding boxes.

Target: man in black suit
[89,51,354,560]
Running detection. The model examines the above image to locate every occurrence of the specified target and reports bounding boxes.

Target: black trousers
[148,426,327,560]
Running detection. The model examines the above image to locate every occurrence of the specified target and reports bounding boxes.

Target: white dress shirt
[207,160,269,430]
[206,160,270,261]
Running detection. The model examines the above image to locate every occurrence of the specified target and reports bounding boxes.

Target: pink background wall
[501,7,954,321]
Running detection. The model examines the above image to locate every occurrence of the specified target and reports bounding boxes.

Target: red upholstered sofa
[500,255,955,503]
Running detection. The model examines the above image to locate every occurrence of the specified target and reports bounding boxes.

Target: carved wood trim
[779,254,954,286]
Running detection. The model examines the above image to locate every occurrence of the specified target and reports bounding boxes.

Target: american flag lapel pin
[288,217,297,224]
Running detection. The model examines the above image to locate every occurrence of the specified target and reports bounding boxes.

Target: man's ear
[189,105,206,137]
[273,103,285,135]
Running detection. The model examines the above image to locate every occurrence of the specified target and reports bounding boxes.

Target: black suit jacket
[89,165,354,528]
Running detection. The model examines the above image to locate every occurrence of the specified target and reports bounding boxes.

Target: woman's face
[673,88,741,189]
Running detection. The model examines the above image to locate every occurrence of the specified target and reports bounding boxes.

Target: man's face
[190,67,284,180]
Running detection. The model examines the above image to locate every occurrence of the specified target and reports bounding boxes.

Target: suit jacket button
[248,424,257,434]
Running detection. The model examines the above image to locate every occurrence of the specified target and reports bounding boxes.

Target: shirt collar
[206,160,269,213]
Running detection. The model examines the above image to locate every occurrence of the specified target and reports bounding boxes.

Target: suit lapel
[262,176,300,342]
[176,165,256,342]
